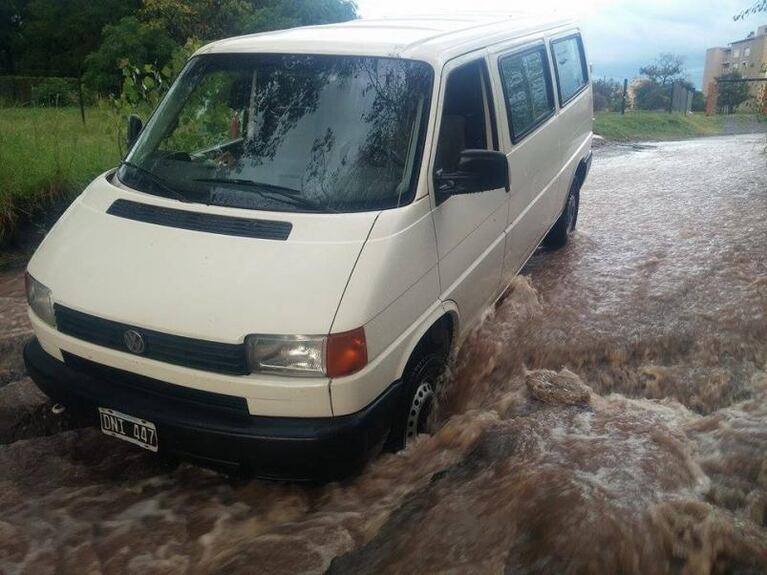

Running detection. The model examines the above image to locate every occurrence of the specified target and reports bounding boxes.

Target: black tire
[386,353,446,452]
[543,180,580,250]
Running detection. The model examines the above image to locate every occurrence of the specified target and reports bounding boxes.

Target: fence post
[77,76,85,125]
[668,81,674,113]
[621,78,628,115]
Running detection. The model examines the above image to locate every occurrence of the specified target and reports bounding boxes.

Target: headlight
[24,272,56,327]
[245,335,326,377]
[245,328,367,378]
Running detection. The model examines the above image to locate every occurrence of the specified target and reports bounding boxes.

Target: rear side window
[551,34,588,105]
[498,46,555,143]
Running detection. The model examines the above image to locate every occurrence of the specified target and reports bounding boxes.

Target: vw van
[23,14,592,480]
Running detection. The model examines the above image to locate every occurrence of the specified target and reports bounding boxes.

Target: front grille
[55,305,249,376]
[107,199,293,240]
[62,352,250,416]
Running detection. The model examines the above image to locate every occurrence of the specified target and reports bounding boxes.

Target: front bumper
[24,338,400,481]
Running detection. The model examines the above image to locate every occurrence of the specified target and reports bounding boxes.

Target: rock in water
[525,368,591,406]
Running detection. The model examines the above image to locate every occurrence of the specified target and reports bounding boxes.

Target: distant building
[702,24,767,101]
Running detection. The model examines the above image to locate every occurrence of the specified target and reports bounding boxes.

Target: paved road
[0,134,765,574]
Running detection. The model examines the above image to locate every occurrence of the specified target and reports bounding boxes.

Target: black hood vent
[107,199,292,240]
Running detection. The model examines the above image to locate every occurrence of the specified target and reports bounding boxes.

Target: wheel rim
[405,380,434,445]
[566,191,578,233]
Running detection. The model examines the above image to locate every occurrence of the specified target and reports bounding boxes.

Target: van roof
[195,14,575,67]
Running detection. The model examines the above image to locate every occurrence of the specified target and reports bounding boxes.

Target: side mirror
[127,114,144,150]
[435,149,509,199]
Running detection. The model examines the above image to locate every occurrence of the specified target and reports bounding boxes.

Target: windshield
[119,54,434,213]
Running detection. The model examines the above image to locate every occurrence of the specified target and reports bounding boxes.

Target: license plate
[98,407,158,452]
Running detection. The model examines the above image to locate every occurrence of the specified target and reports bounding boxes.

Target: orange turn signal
[326,327,367,378]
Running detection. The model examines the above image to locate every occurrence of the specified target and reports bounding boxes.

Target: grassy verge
[594,112,725,142]
[0,107,120,246]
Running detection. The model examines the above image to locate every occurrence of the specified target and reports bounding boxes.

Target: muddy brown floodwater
[1,134,766,574]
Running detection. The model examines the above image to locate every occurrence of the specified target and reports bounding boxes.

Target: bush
[592,78,623,112]
[31,77,78,106]
[716,72,752,113]
[634,80,671,111]
[0,76,79,106]
[692,90,706,112]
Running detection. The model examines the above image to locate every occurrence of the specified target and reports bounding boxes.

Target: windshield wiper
[119,161,193,203]
[195,178,336,213]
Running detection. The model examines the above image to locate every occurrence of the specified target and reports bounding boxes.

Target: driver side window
[433,59,497,178]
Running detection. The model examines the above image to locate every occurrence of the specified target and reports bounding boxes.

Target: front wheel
[543,183,580,250]
[386,353,445,452]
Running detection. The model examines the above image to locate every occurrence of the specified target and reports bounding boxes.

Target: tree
[735,1,766,19]
[138,0,255,44]
[248,0,358,32]
[5,0,358,90]
[0,0,28,74]
[84,16,177,94]
[716,71,751,113]
[137,0,358,45]
[84,0,358,94]
[640,53,686,85]
[13,0,139,78]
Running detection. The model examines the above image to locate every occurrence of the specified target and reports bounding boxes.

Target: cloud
[355,0,764,87]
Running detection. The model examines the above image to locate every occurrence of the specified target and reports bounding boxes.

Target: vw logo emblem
[123,329,146,355]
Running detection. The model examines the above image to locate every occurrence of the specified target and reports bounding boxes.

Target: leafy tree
[248,0,358,31]
[85,0,357,95]
[138,0,358,44]
[139,0,255,44]
[84,16,177,94]
[716,71,751,113]
[0,0,28,74]
[640,53,686,85]
[13,0,139,78]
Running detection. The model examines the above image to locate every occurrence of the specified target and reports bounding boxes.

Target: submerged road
[0,134,766,574]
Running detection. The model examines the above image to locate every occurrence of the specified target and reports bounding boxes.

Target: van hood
[28,174,378,342]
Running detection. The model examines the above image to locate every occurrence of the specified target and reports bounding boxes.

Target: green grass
[0,106,120,245]
[594,112,725,142]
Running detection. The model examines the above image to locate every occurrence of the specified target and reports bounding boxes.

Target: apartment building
[702,24,767,98]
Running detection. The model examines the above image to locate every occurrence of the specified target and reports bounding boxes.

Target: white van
[23,14,592,480]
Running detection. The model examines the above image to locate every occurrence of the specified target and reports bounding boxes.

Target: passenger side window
[551,34,588,105]
[434,60,497,176]
[498,46,555,143]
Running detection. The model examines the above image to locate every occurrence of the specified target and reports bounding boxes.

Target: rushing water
[1,135,766,574]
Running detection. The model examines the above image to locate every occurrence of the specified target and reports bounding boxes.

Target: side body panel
[487,28,593,285]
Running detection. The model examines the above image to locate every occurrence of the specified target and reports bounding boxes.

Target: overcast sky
[355,0,765,88]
